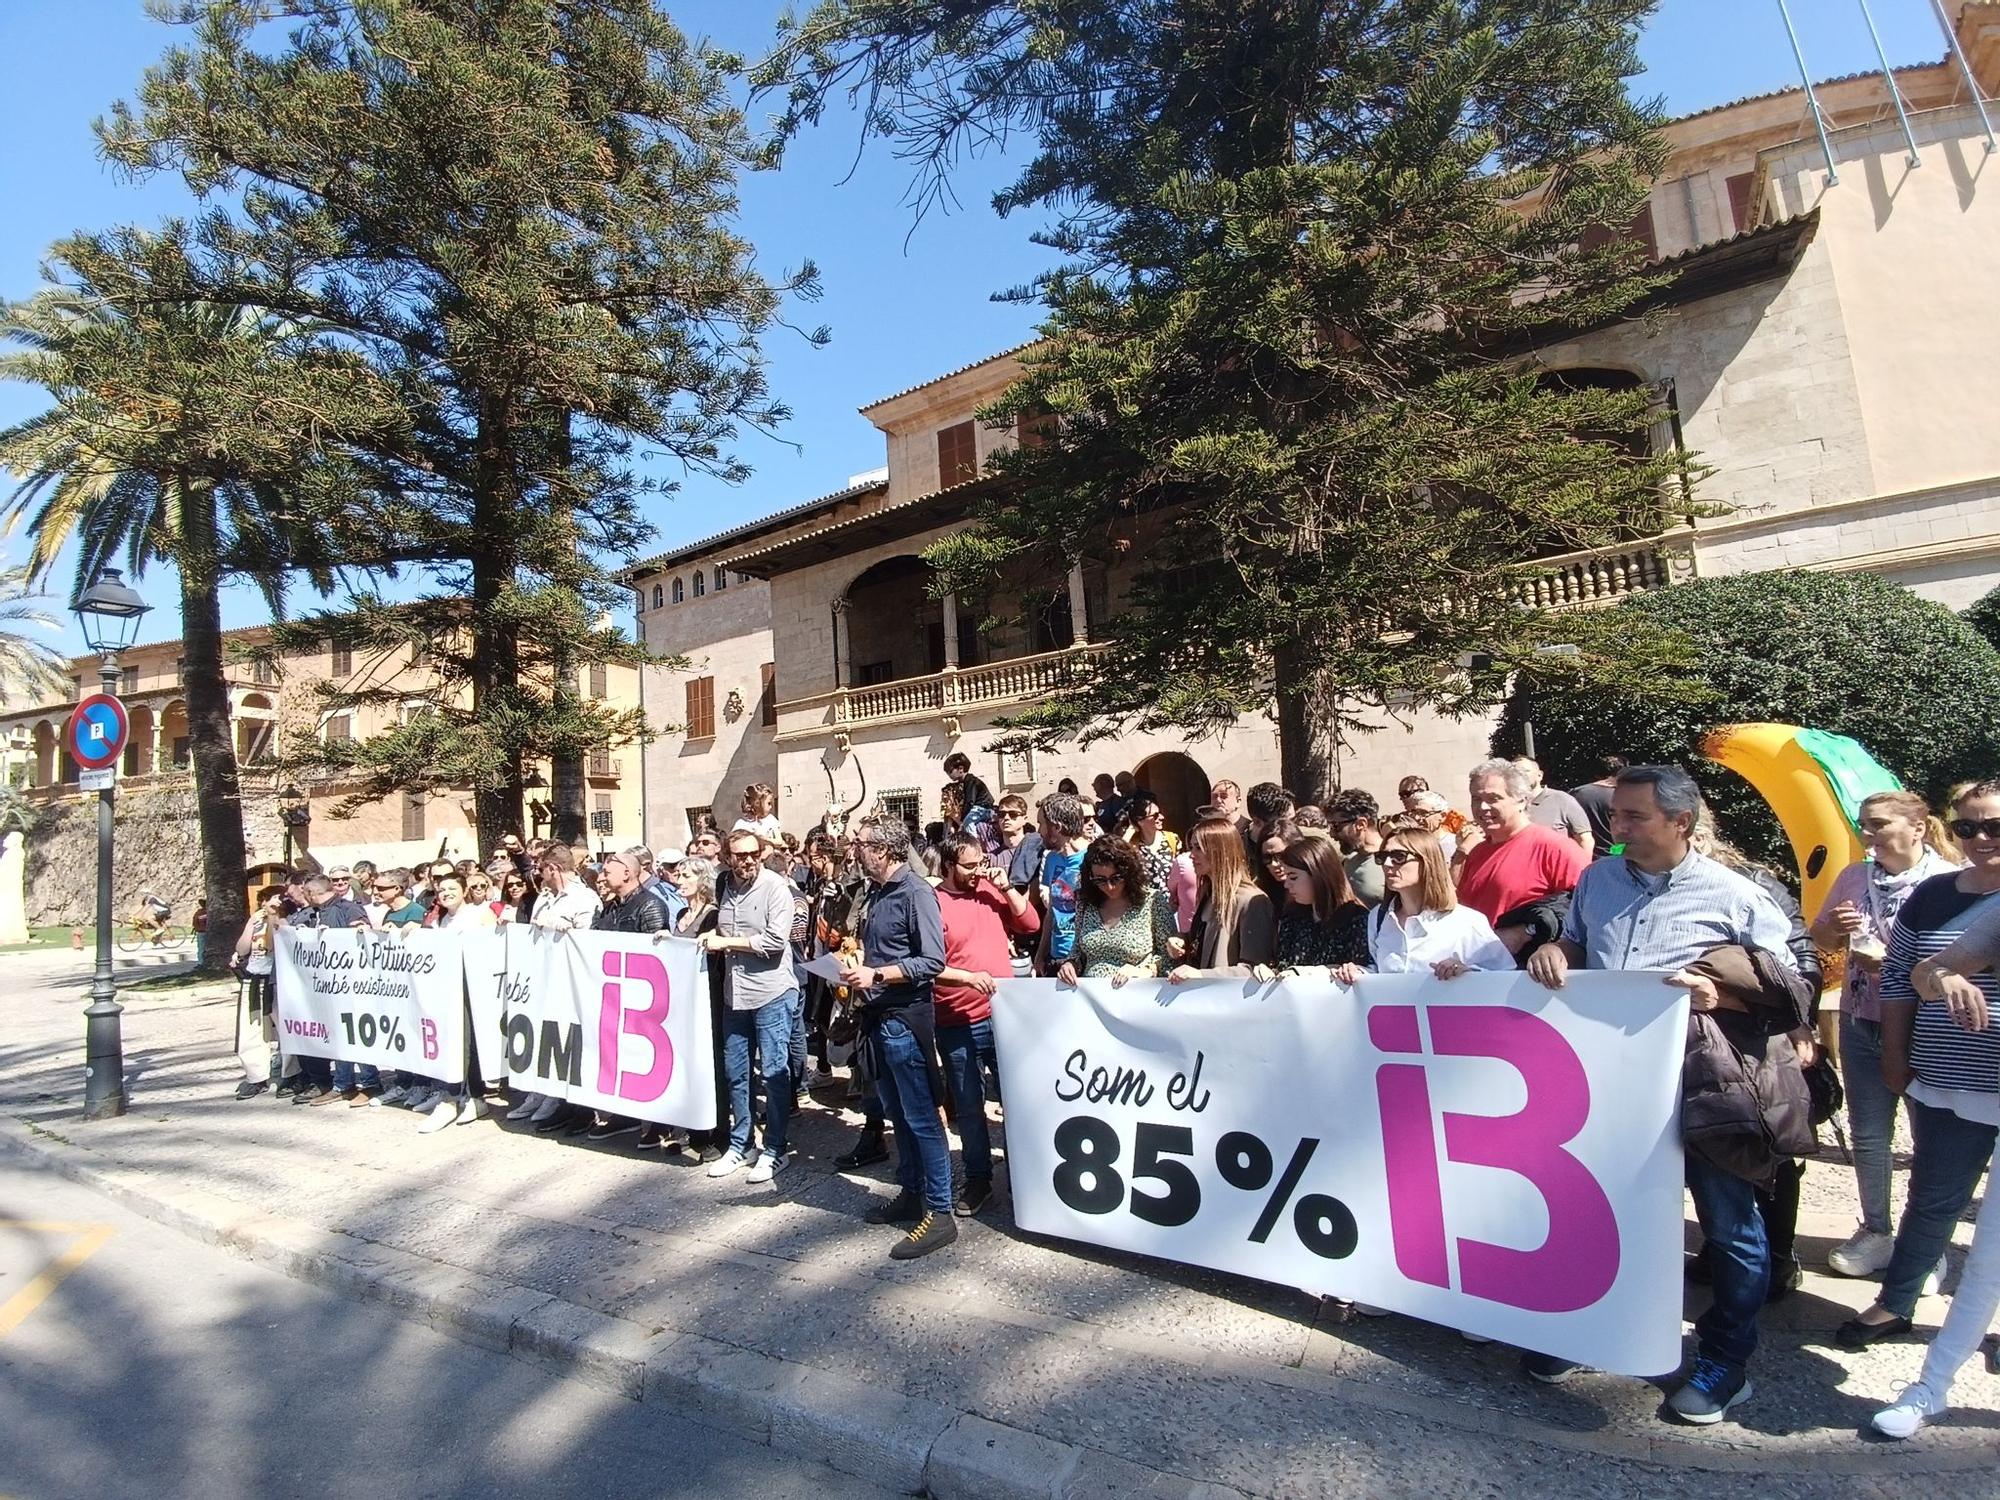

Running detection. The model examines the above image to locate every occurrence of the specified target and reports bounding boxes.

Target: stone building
[627,11,2000,838]
[0,626,643,923]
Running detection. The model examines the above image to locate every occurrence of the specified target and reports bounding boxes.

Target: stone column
[1066,563,1090,647]
[831,599,851,688]
[149,716,163,777]
[941,590,960,670]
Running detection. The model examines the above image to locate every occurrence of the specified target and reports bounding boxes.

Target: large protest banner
[460,928,509,1084]
[275,926,468,1083]
[501,926,715,1129]
[992,971,1688,1376]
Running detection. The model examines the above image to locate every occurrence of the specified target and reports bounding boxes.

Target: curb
[1,1118,1247,1499]
[6,1114,1991,1487]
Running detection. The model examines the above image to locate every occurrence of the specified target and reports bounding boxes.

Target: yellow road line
[0,1225,115,1341]
[0,1221,96,1233]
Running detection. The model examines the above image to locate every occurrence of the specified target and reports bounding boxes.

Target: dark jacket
[1679,941,1818,1186]
[294,897,366,930]
[593,887,670,934]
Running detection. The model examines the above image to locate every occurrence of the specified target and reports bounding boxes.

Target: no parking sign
[67,693,129,775]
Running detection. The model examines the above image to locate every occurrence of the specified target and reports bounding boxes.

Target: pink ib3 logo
[1370,1005,1618,1313]
[597,950,675,1103]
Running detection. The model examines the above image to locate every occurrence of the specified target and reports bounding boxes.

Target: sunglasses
[371,884,401,894]
[1952,817,2000,841]
[1090,871,1122,886]
[1373,849,1419,869]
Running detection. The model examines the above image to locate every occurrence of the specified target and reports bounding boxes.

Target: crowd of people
[228,758,2000,1439]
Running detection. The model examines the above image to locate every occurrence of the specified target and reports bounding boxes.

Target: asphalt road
[0,1153,898,1500]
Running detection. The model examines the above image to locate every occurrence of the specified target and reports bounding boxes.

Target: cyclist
[134,889,173,943]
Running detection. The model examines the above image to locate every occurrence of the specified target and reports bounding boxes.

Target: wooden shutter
[937,421,977,486]
[685,676,715,739]
[326,714,353,743]
[588,663,607,700]
[401,793,425,841]
[759,662,777,727]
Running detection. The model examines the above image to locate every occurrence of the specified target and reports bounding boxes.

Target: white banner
[500,925,716,1129]
[991,971,1688,1376]
[461,927,509,1085]
[275,926,467,1082]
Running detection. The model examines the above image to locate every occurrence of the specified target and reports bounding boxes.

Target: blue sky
[0,0,1960,652]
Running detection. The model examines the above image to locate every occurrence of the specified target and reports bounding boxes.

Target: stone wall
[25,785,206,927]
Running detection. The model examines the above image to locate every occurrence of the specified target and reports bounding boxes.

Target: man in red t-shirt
[1457,759,1589,958]
[934,832,1040,1216]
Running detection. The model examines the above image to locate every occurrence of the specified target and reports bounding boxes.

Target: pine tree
[761,0,1680,800]
[106,0,818,845]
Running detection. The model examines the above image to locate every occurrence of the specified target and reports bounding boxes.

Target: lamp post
[279,782,311,868]
[1519,643,1583,762]
[525,765,550,839]
[71,567,151,1121]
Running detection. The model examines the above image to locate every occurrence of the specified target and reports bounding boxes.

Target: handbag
[1804,1049,1845,1127]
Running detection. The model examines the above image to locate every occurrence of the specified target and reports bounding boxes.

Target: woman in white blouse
[1334,820,1513,982]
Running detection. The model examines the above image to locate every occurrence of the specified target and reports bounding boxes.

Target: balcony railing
[1510,533,1695,611]
[835,644,1108,728]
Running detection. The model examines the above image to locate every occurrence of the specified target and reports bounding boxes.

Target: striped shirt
[1561,848,1797,974]
[1880,874,2000,1097]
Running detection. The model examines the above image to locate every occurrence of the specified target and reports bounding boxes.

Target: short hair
[1246,782,1295,821]
[1511,755,1544,781]
[350,859,377,880]
[1092,773,1116,792]
[939,832,984,869]
[998,793,1029,817]
[1292,804,1330,830]
[301,874,333,897]
[857,814,914,864]
[432,869,465,893]
[725,827,764,855]
[1615,764,1703,826]
[377,867,410,894]
[804,828,837,856]
[677,856,718,905]
[1326,788,1379,825]
[625,844,655,872]
[536,845,575,875]
[1080,834,1147,908]
[1123,792,1161,823]
[942,751,971,775]
[1056,777,1079,795]
[1468,758,1533,800]
[1210,778,1242,799]
[1039,792,1090,837]
[1397,775,1429,798]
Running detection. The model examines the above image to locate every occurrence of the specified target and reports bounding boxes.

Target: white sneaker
[1872,1382,1947,1439]
[528,1096,564,1124]
[1827,1226,1895,1277]
[455,1095,486,1126]
[1923,1257,1948,1297]
[417,1099,458,1134]
[370,1085,409,1109]
[746,1150,790,1184]
[505,1093,542,1121]
[706,1150,750,1179]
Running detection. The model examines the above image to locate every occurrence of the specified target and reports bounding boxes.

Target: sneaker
[528,1096,565,1124]
[417,1099,458,1135]
[370,1084,410,1109]
[234,1079,267,1100]
[889,1210,959,1260]
[348,1088,380,1107]
[308,1087,352,1107]
[746,1150,791,1184]
[455,1096,486,1126]
[1667,1358,1754,1425]
[1923,1258,1948,1297]
[586,1116,640,1142]
[505,1094,543,1122]
[406,1088,442,1115]
[293,1085,333,1106]
[1827,1226,1896,1278]
[706,1150,751,1179]
[836,1132,889,1169]
[953,1177,993,1217]
[1873,1381,1949,1440]
[1522,1352,1586,1385]
[866,1189,923,1226]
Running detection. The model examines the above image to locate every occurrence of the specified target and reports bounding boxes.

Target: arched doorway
[1133,752,1210,836]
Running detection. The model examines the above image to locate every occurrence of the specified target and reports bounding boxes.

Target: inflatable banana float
[1700,723,1904,923]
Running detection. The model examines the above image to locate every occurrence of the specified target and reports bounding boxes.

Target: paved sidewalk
[3,951,1996,1498]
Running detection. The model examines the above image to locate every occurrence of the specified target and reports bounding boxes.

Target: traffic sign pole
[71,673,128,1120]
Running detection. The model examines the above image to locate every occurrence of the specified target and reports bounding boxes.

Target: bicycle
[116,916,188,953]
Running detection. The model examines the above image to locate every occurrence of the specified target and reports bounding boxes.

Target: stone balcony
[784,532,1696,738]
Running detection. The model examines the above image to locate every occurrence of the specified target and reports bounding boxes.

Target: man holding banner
[700,830,802,1182]
[1526,765,1806,1425]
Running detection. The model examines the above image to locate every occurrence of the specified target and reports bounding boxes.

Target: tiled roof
[1665,57,1950,128]
[858,340,1041,414]
[621,476,890,580]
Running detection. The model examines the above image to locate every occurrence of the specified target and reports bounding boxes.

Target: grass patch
[0,925,97,953]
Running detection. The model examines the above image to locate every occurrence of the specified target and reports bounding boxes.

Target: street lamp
[72,567,151,1121]
[279,782,311,868]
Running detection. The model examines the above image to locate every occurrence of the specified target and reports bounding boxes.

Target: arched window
[651,583,664,609]
[671,577,684,604]
[715,566,728,591]
[693,571,706,598]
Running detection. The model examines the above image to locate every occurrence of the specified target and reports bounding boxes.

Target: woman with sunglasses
[1253,818,1300,911]
[495,869,535,924]
[1059,835,1176,986]
[1334,816,1511,983]
[1251,833,1369,982]
[1810,789,1962,1279]
[1167,816,1276,981]
[1838,780,2000,1353]
[1123,795,1180,900]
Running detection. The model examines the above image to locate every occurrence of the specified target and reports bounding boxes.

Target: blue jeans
[936,1018,999,1182]
[724,991,798,1158]
[1686,1151,1768,1371]
[1881,1094,1997,1316]
[1840,1013,1903,1235]
[331,1061,382,1093]
[875,1017,953,1212]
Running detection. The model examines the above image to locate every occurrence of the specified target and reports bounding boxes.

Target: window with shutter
[651,583,663,609]
[937,421,977,486]
[685,676,715,739]
[715,566,728,591]
[759,662,777,726]
[326,714,354,743]
[331,645,352,676]
[589,664,607,700]
[693,571,706,598]
[401,793,425,841]
[671,577,684,603]
[1017,404,1056,450]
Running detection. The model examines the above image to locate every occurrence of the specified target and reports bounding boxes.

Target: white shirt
[437,901,496,932]
[530,877,602,931]
[1367,902,1515,974]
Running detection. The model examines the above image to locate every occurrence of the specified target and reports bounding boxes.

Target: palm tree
[0,564,66,709]
[0,227,363,973]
